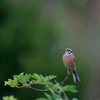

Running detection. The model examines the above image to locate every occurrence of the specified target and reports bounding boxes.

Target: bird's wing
[73,55,76,66]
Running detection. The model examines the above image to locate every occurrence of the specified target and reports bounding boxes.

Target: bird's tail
[72,71,80,83]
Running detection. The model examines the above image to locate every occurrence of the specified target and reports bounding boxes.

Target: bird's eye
[68,50,72,54]
[70,51,72,53]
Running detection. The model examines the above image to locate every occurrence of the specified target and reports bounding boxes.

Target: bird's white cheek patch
[64,52,73,56]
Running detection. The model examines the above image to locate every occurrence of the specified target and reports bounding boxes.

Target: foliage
[4,73,78,100]
[2,95,18,100]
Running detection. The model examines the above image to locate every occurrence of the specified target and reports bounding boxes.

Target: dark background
[0,0,100,100]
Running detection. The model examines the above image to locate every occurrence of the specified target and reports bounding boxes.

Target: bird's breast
[62,54,75,69]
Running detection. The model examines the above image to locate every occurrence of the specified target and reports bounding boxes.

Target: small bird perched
[62,48,80,83]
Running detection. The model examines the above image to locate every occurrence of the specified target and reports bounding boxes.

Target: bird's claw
[67,70,70,75]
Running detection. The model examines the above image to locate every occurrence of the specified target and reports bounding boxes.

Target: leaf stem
[45,84,54,93]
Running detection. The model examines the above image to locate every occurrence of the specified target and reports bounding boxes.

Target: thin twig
[62,91,69,100]
[55,69,71,100]
[61,74,69,86]
[28,86,47,91]
[61,69,71,86]
[55,80,69,100]
[55,80,59,84]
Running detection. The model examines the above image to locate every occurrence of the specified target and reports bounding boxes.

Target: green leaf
[18,73,30,84]
[32,80,40,84]
[45,82,53,87]
[67,85,76,88]
[72,98,78,100]
[52,93,59,99]
[13,75,18,80]
[3,95,18,100]
[54,84,63,91]
[40,74,44,79]
[36,98,48,100]
[63,85,77,93]
[4,78,19,87]
[4,73,78,100]
[43,76,49,83]
[31,73,41,81]
[4,81,8,86]
[44,93,53,100]
[48,75,57,80]
[45,76,49,80]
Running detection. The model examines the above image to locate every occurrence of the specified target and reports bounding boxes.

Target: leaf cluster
[4,73,78,100]
[3,95,18,100]
[37,93,78,100]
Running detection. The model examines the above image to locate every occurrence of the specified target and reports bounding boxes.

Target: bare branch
[54,69,72,100]
[61,74,69,86]
[28,86,47,91]
[62,91,69,100]
[61,69,71,86]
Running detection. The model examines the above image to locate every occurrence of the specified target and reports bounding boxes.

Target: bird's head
[64,48,73,56]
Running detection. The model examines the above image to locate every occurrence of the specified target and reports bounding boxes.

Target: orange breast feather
[63,54,76,70]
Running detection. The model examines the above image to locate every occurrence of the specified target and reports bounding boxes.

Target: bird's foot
[69,66,72,70]
[67,66,72,75]
[67,70,70,75]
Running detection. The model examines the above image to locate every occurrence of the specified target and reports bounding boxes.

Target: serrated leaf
[4,78,18,87]
[44,93,53,100]
[18,73,30,84]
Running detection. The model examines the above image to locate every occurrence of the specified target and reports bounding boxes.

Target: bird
[62,48,80,83]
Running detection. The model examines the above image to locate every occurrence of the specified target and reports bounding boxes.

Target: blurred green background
[0,0,100,100]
